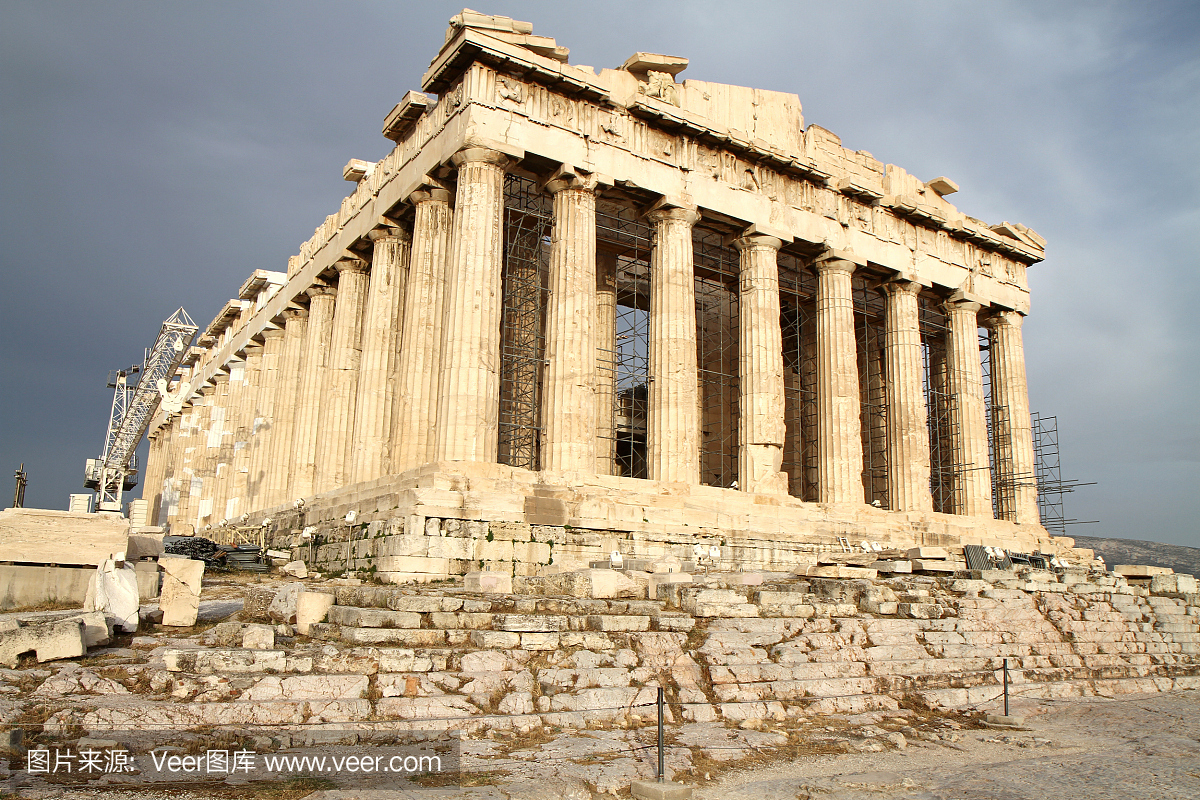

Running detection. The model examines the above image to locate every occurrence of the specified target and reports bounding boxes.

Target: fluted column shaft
[987,310,1038,524]
[735,234,789,494]
[315,261,369,493]
[595,251,618,475]
[434,148,510,462]
[143,430,165,525]
[206,371,233,526]
[647,204,701,484]
[541,177,598,473]
[266,308,308,506]
[248,327,285,510]
[290,287,337,499]
[175,389,210,533]
[229,345,263,519]
[393,187,453,472]
[882,281,933,511]
[944,299,993,517]
[351,229,412,483]
[814,258,865,504]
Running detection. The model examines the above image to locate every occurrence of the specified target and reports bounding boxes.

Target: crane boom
[85,307,198,512]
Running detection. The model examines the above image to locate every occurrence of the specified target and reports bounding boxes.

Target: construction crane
[85,308,198,512]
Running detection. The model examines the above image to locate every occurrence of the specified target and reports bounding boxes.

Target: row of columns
[148,145,1038,531]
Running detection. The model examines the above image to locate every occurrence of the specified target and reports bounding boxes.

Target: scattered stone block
[125,532,164,560]
[912,560,958,573]
[159,557,204,627]
[281,560,308,578]
[295,591,335,635]
[1114,565,1171,577]
[241,624,275,650]
[464,571,512,593]
[327,606,421,629]
[631,779,692,800]
[650,572,693,600]
[586,615,650,632]
[907,546,945,561]
[162,648,286,674]
[469,630,521,649]
[267,582,306,624]
[899,603,942,620]
[134,560,160,600]
[870,560,912,574]
[0,618,86,667]
[495,614,568,632]
[985,713,1025,728]
[907,547,950,560]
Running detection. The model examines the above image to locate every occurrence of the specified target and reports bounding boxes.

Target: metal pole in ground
[657,686,665,782]
[1003,658,1010,717]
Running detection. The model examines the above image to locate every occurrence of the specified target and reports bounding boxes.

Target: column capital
[985,308,1024,329]
[542,164,609,195]
[812,257,856,276]
[334,258,368,275]
[410,186,452,205]
[243,343,265,358]
[369,226,410,244]
[881,279,921,297]
[944,297,982,315]
[732,232,783,252]
[261,326,287,340]
[305,284,337,300]
[646,197,700,226]
[212,372,230,385]
[450,146,512,169]
[408,174,452,206]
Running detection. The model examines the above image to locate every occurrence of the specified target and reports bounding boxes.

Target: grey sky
[1,1,1196,546]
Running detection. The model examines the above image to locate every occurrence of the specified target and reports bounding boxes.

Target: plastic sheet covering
[83,559,140,632]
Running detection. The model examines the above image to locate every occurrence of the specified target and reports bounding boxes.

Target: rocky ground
[2,689,1197,798]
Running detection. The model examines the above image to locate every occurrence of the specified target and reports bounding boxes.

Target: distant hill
[1072,536,1200,578]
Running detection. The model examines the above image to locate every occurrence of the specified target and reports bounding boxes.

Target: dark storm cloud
[2,1,1195,545]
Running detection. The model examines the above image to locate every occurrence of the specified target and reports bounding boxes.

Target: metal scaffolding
[596,197,651,478]
[854,275,889,508]
[692,227,739,488]
[919,295,961,514]
[1032,412,1097,533]
[779,252,818,501]
[498,174,551,471]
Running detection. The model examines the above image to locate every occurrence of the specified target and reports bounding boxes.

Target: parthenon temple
[142,9,1065,579]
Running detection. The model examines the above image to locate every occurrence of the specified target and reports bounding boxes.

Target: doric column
[943,298,992,517]
[143,428,165,526]
[229,344,263,520]
[734,233,789,494]
[541,172,599,473]
[987,310,1038,524]
[265,307,307,506]
[882,280,933,511]
[206,370,233,526]
[814,257,864,504]
[247,327,285,510]
[174,391,204,534]
[393,185,453,472]
[595,250,618,475]
[351,228,412,483]
[290,286,337,500]
[315,260,369,493]
[646,202,701,484]
[434,148,510,463]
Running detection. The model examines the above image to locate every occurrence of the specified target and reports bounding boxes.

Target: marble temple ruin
[140,9,1067,580]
